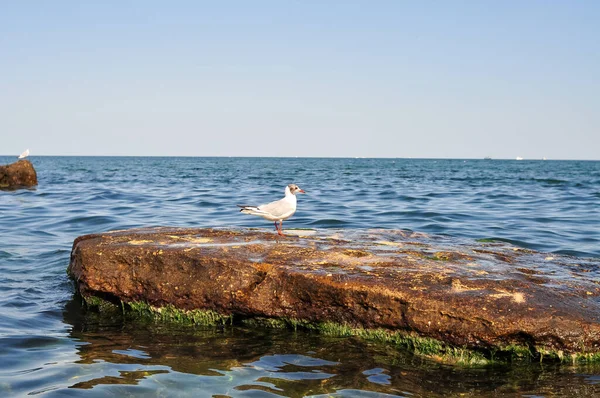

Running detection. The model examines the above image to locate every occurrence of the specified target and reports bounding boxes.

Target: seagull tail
[238,205,265,216]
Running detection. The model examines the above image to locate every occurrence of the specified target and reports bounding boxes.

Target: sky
[1,1,598,159]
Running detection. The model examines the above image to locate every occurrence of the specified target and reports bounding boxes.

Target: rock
[0,159,38,189]
[67,227,600,364]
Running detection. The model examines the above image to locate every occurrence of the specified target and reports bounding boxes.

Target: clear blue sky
[1,1,598,159]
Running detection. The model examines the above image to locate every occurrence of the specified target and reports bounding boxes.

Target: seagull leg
[277,221,285,236]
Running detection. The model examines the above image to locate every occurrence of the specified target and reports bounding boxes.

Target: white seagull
[18,149,30,159]
[238,184,306,236]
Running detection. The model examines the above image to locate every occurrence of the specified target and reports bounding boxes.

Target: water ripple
[1,156,600,396]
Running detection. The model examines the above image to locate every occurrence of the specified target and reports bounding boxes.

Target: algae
[126,301,233,326]
[81,295,232,326]
[79,294,600,366]
[301,321,488,366]
[83,295,122,315]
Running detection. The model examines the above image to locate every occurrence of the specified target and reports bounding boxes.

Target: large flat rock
[0,159,37,189]
[67,227,600,363]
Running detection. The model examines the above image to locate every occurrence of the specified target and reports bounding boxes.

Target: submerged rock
[67,227,600,364]
[0,159,38,189]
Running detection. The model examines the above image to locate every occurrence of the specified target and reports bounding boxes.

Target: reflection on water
[7,296,585,397]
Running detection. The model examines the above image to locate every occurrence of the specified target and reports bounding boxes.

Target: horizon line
[2,155,599,161]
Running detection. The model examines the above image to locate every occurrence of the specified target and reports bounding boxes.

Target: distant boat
[18,149,30,159]
[542,157,547,161]
[516,157,524,161]
[484,156,492,160]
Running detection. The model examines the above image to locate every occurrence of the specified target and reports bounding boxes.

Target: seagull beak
[299,189,306,194]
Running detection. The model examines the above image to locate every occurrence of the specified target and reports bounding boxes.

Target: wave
[308,219,351,227]
[518,178,569,185]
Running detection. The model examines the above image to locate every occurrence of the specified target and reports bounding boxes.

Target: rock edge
[0,159,38,189]
[67,227,600,364]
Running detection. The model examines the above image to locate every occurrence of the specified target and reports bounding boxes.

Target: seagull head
[287,184,306,195]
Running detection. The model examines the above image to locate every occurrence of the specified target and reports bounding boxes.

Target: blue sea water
[0,156,599,397]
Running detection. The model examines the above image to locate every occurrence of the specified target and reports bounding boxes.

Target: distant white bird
[238,184,306,236]
[18,149,30,159]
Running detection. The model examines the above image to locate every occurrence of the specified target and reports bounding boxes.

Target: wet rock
[67,227,600,363]
[0,159,38,189]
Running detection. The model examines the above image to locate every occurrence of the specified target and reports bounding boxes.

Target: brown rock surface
[0,159,38,189]
[68,227,600,358]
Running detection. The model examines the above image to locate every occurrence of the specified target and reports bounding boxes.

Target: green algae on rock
[78,295,595,366]
[68,227,600,365]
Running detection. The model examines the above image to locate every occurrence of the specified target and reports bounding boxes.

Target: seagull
[238,184,306,236]
[18,149,30,159]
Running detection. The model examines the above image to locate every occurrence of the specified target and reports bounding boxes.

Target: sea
[1,156,599,397]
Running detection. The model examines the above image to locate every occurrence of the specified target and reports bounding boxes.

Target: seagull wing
[238,197,295,220]
[257,198,293,219]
